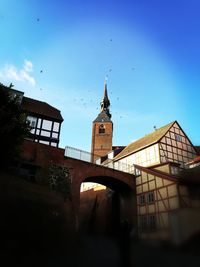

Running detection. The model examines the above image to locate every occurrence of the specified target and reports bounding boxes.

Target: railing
[65,146,92,162]
[64,146,134,174]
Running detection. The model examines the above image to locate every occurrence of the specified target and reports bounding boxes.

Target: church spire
[100,80,111,118]
[91,80,113,162]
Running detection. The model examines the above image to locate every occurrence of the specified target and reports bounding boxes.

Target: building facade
[112,121,197,172]
[98,120,200,244]
[7,85,63,147]
[22,97,63,147]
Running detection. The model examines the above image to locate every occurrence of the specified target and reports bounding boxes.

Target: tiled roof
[21,97,63,121]
[93,111,112,122]
[186,155,200,165]
[135,163,200,185]
[134,164,178,182]
[114,121,175,161]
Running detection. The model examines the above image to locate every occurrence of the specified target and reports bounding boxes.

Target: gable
[114,121,175,161]
[159,121,197,166]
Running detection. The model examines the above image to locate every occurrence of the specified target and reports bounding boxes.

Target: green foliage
[0,83,30,169]
[49,163,72,200]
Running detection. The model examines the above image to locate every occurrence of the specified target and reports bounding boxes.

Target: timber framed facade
[135,163,200,244]
[99,120,200,244]
[6,85,64,147]
[112,121,197,173]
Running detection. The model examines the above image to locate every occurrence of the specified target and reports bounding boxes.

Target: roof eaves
[134,164,178,182]
[113,140,158,161]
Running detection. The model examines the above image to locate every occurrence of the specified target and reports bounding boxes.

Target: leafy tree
[49,163,72,200]
[0,83,30,169]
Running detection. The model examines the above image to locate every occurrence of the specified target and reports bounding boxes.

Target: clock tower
[91,81,113,162]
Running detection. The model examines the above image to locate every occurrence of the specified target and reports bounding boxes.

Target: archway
[79,176,136,239]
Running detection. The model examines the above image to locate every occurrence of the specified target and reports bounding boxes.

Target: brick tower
[91,81,113,162]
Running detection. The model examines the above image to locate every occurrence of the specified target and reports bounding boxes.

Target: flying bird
[37,18,40,22]
[40,70,43,73]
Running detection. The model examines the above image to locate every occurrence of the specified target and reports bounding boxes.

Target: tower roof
[100,81,110,110]
[93,110,112,123]
[93,80,112,122]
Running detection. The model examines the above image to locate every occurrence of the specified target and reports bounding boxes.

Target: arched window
[99,124,105,134]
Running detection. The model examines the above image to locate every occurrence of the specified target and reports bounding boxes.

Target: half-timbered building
[100,120,200,243]
[21,97,63,147]
[7,85,63,147]
[134,163,200,244]
[112,121,197,172]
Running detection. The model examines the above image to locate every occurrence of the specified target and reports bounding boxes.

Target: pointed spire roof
[100,79,110,112]
[93,80,112,123]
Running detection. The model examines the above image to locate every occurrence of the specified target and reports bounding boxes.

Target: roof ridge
[23,96,60,111]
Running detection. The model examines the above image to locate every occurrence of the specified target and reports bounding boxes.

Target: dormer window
[99,124,105,134]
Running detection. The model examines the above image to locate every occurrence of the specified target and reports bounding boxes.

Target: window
[147,192,154,204]
[27,116,37,128]
[41,130,51,137]
[42,119,52,131]
[52,132,58,138]
[134,168,141,176]
[138,194,145,205]
[139,214,156,232]
[53,122,60,132]
[175,134,182,142]
[139,215,147,231]
[51,142,57,147]
[99,124,105,134]
[39,140,49,145]
[171,166,179,175]
[148,214,156,230]
[30,128,35,134]
[37,118,42,128]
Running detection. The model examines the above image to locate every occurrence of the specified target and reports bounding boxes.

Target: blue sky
[0,0,200,151]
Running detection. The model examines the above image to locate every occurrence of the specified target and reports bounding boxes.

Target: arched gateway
[21,140,137,236]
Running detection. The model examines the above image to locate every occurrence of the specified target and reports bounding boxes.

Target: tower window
[99,124,105,134]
